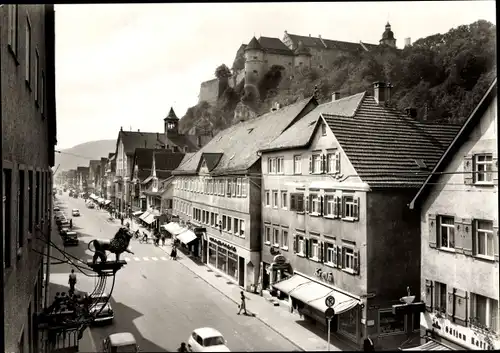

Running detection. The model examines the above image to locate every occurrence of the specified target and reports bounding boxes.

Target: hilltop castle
[198,22,404,104]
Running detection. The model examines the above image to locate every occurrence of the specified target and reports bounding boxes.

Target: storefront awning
[273,274,360,315]
[139,211,151,221]
[176,230,197,244]
[401,340,452,351]
[132,211,143,217]
[143,213,156,224]
[162,222,185,235]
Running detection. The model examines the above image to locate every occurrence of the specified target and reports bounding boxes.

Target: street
[49,193,299,352]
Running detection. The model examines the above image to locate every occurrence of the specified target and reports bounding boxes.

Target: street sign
[325,307,335,320]
[325,295,336,308]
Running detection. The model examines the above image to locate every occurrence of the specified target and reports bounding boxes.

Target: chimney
[120,126,123,132]
[197,135,202,148]
[404,37,411,47]
[385,82,393,104]
[373,82,387,105]
[137,129,140,132]
[332,92,340,101]
[405,107,417,118]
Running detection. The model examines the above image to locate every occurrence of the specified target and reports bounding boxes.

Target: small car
[58,220,70,230]
[72,209,80,217]
[90,293,114,325]
[102,332,138,353]
[53,206,60,212]
[62,231,78,246]
[187,327,230,352]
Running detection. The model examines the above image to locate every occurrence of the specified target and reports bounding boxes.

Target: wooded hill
[179,20,496,135]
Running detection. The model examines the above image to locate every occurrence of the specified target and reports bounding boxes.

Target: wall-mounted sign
[209,237,237,253]
[315,268,334,284]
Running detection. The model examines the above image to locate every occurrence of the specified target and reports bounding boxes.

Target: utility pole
[0,5,5,352]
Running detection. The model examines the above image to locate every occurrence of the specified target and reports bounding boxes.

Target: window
[265,190,270,207]
[310,194,321,214]
[326,243,335,265]
[241,178,247,197]
[233,218,240,235]
[298,236,305,255]
[272,190,278,208]
[379,309,405,335]
[327,152,340,174]
[475,220,494,257]
[290,193,304,212]
[312,154,321,173]
[25,16,32,85]
[311,239,319,259]
[281,191,287,209]
[239,220,245,237]
[18,170,25,249]
[293,155,302,174]
[438,216,455,249]
[325,195,336,216]
[34,49,39,104]
[268,158,277,174]
[272,228,279,246]
[342,246,355,271]
[3,169,12,268]
[434,281,447,314]
[321,123,327,136]
[231,179,237,197]
[474,154,493,183]
[222,215,227,229]
[276,157,284,174]
[265,226,271,244]
[470,293,498,332]
[342,195,358,219]
[236,178,242,196]
[226,179,231,196]
[210,212,215,227]
[281,230,288,248]
[226,216,232,232]
[8,5,19,58]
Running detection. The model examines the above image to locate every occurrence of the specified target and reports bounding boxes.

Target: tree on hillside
[215,64,232,79]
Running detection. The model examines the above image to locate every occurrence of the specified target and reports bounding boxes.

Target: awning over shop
[162,222,185,235]
[143,213,156,224]
[139,211,151,221]
[401,340,452,351]
[132,211,143,217]
[176,230,197,244]
[272,274,360,315]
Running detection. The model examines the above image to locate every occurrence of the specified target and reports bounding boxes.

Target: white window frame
[321,123,327,136]
[298,236,305,255]
[241,178,247,197]
[293,155,302,174]
[272,190,279,208]
[326,243,335,265]
[310,194,321,215]
[276,157,284,174]
[326,195,335,216]
[239,219,245,237]
[268,158,277,174]
[265,190,270,207]
[342,246,355,271]
[281,191,287,209]
[281,230,289,249]
[236,178,242,196]
[342,195,355,219]
[311,239,319,260]
[474,154,494,184]
[327,153,336,173]
[438,215,455,250]
[475,219,494,258]
[273,228,280,246]
[312,154,321,174]
[265,226,271,244]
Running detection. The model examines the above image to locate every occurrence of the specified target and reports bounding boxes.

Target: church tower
[379,22,396,48]
[164,107,179,136]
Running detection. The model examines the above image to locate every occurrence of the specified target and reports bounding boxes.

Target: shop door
[238,257,245,287]
[202,239,207,263]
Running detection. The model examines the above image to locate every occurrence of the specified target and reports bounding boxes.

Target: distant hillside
[179,20,496,135]
[54,140,116,174]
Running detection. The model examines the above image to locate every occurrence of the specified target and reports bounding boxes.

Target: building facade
[172,97,318,291]
[1,4,56,352]
[259,83,461,350]
[410,79,499,350]
[105,153,116,208]
[76,166,88,194]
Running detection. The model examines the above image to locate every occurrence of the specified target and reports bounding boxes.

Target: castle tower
[293,40,312,69]
[244,36,265,99]
[164,107,179,136]
[379,22,396,48]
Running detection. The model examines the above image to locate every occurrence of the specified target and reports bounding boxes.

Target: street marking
[125,257,130,262]
[160,257,167,261]
[151,257,158,261]
[134,257,140,261]
[143,257,149,261]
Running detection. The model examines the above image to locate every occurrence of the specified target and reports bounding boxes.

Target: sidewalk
[106,214,357,351]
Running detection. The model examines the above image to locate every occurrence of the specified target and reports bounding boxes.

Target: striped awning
[402,340,452,351]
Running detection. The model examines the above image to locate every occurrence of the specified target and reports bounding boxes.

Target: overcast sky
[55,1,496,149]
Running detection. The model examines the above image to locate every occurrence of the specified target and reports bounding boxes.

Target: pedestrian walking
[363,337,375,352]
[69,219,73,229]
[161,233,166,246]
[170,246,177,260]
[237,290,249,315]
[68,269,77,295]
[120,215,124,225]
[177,342,188,352]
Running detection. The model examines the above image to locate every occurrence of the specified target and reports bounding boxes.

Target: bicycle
[139,235,149,244]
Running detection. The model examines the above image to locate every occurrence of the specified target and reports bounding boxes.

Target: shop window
[217,247,227,272]
[281,191,287,209]
[378,309,405,335]
[227,251,238,279]
[437,216,455,249]
[272,190,279,208]
[209,243,217,267]
[339,309,358,339]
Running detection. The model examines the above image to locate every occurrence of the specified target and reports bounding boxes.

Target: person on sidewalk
[363,337,375,351]
[161,233,166,246]
[120,215,124,226]
[237,290,249,315]
[69,219,73,229]
[170,246,177,260]
[177,342,188,352]
[68,269,77,295]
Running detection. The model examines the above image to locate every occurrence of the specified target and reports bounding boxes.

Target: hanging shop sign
[209,237,237,253]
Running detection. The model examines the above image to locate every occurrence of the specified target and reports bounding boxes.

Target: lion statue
[88,226,134,264]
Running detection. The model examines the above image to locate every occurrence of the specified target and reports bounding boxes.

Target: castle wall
[198,78,219,105]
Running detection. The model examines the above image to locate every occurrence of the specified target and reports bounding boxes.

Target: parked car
[90,293,114,325]
[102,332,138,353]
[53,206,60,212]
[62,231,78,246]
[72,209,80,217]
[58,219,70,230]
[55,215,67,226]
[187,328,230,352]
[87,202,95,209]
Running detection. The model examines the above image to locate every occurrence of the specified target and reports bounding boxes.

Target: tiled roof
[323,95,462,188]
[246,36,262,51]
[166,134,197,152]
[286,33,372,53]
[155,151,185,171]
[164,107,179,121]
[137,169,151,181]
[156,170,173,180]
[410,78,497,208]
[258,36,294,56]
[175,97,317,175]
[263,93,365,152]
[201,153,223,171]
[132,148,157,170]
[119,131,165,155]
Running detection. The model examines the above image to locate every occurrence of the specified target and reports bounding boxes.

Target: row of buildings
[66,79,498,351]
[1,5,57,353]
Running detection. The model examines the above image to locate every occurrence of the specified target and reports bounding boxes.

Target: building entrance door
[238,257,245,287]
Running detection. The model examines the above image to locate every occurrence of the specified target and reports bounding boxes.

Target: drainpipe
[0,6,6,353]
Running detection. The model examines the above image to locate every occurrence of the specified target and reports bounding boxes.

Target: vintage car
[72,209,80,217]
[187,327,230,352]
[102,333,138,353]
[90,293,114,325]
[57,219,70,231]
[62,231,78,246]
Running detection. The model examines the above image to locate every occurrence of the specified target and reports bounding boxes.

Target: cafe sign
[209,237,237,253]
